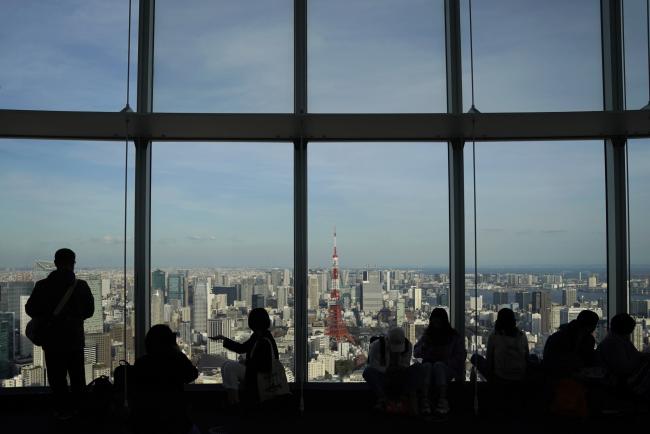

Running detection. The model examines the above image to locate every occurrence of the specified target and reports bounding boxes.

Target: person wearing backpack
[210,308,286,407]
[25,248,94,420]
[363,327,430,414]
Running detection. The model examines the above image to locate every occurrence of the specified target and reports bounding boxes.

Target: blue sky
[0,0,649,269]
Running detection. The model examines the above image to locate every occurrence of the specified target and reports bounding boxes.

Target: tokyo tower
[326,228,353,343]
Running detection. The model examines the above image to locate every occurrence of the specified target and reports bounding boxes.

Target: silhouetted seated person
[471,308,528,382]
[413,308,466,415]
[25,248,94,420]
[543,310,600,379]
[599,313,650,400]
[210,308,280,408]
[543,310,601,416]
[133,324,199,434]
[363,327,431,414]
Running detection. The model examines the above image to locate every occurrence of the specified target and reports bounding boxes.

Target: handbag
[252,337,290,402]
[26,279,77,346]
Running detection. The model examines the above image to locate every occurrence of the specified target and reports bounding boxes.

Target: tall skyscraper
[361,271,382,313]
[167,273,186,306]
[192,277,210,333]
[0,281,33,327]
[19,295,32,357]
[151,290,164,326]
[276,286,288,308]
[562,288,577,306]
[212,286,238,306]
[252,294,265,309]
[152,269,166,294]
[515,291,532,311]
[82,274,104,334]
[493,291,509,306]
[396,298,406,325]
[308,275,320,310]
[0,312,15,362]
[532,291,552,334]
[414,287,422,311]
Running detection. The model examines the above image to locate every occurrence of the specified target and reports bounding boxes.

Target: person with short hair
[25,248,94,420]
[210,308,280,406]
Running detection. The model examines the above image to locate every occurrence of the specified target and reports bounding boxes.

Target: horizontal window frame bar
[1,110,649,142]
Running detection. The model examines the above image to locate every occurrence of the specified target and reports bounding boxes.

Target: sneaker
[435,398,450,415]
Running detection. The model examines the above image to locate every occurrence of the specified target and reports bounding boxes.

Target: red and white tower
[326,228,353,343]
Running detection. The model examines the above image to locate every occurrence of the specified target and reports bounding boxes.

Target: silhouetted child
[413,308,466,415]
[133,324,199,434]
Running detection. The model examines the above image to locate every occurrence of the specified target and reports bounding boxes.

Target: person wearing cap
[25,248,95,420]
[363,327,429,414]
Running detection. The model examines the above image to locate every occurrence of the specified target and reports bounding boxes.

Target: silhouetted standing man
[26,248,94,419]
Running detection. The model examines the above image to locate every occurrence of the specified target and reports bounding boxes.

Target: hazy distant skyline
[1,0,649,269]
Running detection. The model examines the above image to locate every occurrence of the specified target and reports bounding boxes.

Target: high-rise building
[633,320,644,352]
[19,295,32,357]
[515,291,532,312]
[207,317,233,355]
[192,277,210,333]
[86,333,111,367]
[532,291,552,334]
[152,269,166,294]
[396,299,406,325]
[0,281,33,327]
[531,313,542,335]
[588,274,598,289]
[252,294,265,309]
[276,286,288,308]
[493,291,509,306]
[308,275,320,310]
[414,287,422,311]
[151,290,164,326]
[562,288,577,307]
[403,322,416,345]
[82,274,103,334]
[361,271,382,313]
[213,286,238,306]
[0,312,15,362]
[167,273,186,306]
[630,300,650,318]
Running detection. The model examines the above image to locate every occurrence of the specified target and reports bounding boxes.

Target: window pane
[628,138,650,352]
[0,140,135,387]
[308,142,449,382]
[0,0,137,111]
[623,1,650,110]
[464,141,607,378]
[154,0,293,112]
[461,0,602,112]
[309,0,447,113]
[151,142,294,384]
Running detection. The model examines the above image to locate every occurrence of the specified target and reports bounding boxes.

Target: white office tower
[207,317,233,355]
[19,295,32,357]
[562,288,577,307]
[531,313,542,335]
[414,287,423,311]
[192,277,211,334]
[633,320,644,352]
[467,296,483,312]
[308,274,320,310]
[277,286,288,309]
[361,271,382,313]
[151,290,164,326]
[82,274,104,334]
[101,278,111,297]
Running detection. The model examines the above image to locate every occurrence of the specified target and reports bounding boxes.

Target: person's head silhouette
[610,312,635,337]
[576,309,599,334]
[145,324,177,355]
[248,308,271,333]
[54,248,76,272]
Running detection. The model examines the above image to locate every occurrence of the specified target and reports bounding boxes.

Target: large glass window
[464,141,607,378]
[308,0,446,113]
[461,0,602,112]
[154,0,293,112]
[628,138,650,352]
[151,142,294,383]
[623,0,650,110]
[308,142,449,382]
[0,140,135,387]
[0,0,138,111]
